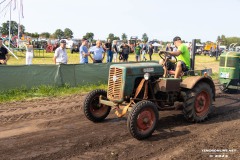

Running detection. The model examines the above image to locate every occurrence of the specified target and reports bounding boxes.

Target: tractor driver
[159,36,190,78]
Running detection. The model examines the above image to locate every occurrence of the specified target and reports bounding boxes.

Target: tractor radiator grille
[107,67,123,101]
[220,57,225,67]
[227,57,237,67]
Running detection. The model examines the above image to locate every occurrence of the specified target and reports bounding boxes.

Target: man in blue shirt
[89,40,105,63]
[79,38,89,64]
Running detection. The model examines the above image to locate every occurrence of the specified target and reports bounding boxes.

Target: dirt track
[0,87,239,160]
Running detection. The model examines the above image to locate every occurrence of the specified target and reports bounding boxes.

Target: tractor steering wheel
[159,51,177,62]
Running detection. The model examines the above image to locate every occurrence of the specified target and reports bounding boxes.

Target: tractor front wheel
[183,82,213,122]
[83,89,111,122]
[127,101,159,140]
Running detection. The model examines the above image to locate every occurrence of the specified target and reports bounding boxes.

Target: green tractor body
[107,63,164,103]
[219,52,240,91]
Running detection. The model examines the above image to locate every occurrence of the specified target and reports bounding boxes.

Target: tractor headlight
[144,73,150,80]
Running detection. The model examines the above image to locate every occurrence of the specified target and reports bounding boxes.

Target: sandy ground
[0,85,239,160]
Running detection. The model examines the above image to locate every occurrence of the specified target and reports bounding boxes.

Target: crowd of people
[53,36,190,78]
[77,39,158,64]
[0,36,191,79]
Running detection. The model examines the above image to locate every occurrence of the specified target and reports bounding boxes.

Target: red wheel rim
[137,108,156,132]
[195,91,210,117]
[90,96,108,117]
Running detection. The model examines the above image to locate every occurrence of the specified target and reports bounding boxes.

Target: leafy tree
[112,36,120,40]
[0,20,25,35]
[40,32,50,39]
[196,39,201,44]
[107,33,115,41]
[24,32,39,39]
[107,33,120,41]
[83,32,94,42]
[32,32,39,39]
[142,33,148,42]
[54,29,64,39]
[216,35,240,46]
[121,33,127,41]
[64,28,73,38]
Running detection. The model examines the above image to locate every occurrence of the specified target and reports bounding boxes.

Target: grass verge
[0,83,107,103]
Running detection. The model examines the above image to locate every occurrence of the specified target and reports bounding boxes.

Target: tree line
[0,21,150,42]
[217,35,240,46]
[3,21,239,46]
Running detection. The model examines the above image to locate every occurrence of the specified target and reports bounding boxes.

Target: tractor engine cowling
[107,62,164,103]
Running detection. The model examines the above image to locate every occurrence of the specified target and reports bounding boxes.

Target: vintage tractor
[219,51,240,93]
[83,52,215,140]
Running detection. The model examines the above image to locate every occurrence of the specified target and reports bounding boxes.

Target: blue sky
[0,0,240,42]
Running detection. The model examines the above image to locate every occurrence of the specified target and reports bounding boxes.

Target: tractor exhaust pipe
[191,39,196,70]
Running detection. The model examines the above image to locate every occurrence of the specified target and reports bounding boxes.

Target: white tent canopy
[152,42,162,47]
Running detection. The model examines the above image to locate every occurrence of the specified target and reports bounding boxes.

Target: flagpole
[8,0,11,48]
[17,0,20,47]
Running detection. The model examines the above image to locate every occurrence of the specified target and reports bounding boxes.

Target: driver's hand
[159,50,165,54]
[166,55,171,59]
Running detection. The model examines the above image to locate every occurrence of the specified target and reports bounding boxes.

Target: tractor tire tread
[183,82,213,123]
[83,89,111,122]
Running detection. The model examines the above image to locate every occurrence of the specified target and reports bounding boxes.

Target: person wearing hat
[53,39,68,64]
[159,36,190,78]
[0,38,10,65]
[79,38,90,64]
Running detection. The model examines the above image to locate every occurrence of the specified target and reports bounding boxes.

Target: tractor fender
[180,76,215,100]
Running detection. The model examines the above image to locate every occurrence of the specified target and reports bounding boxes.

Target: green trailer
[219,51,240,92]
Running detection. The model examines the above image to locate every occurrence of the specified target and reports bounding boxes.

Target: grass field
[8,49,220,73]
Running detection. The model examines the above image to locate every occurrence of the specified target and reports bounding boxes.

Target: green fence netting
[0,64,110,91]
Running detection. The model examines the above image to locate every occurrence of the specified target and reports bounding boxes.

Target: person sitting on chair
[159,36,190,78]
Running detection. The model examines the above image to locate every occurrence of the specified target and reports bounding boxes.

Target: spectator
[134,43,142,62]
[53,39,68,64]
[173,46,178,52]
[215,44,220,58]
[112,40,118,62]
[120,42,130,62]
[79,38,89,64]
[0,38,10,65]
[89,40,105,63]
[148,43,154,61]
[166,43,172,51]
[141,42,147,61]
[24,38,34,65]
[104,39,113,62]
[210,45,215,57]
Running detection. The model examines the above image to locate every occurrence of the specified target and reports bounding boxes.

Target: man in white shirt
[53,40,68,64]
[89,40,105,63]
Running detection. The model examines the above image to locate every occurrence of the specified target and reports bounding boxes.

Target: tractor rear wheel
[183,82,213,122]
[127,101,159,140]
[83,89,111,122]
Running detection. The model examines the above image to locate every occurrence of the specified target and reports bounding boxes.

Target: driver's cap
[173,36,181,43]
